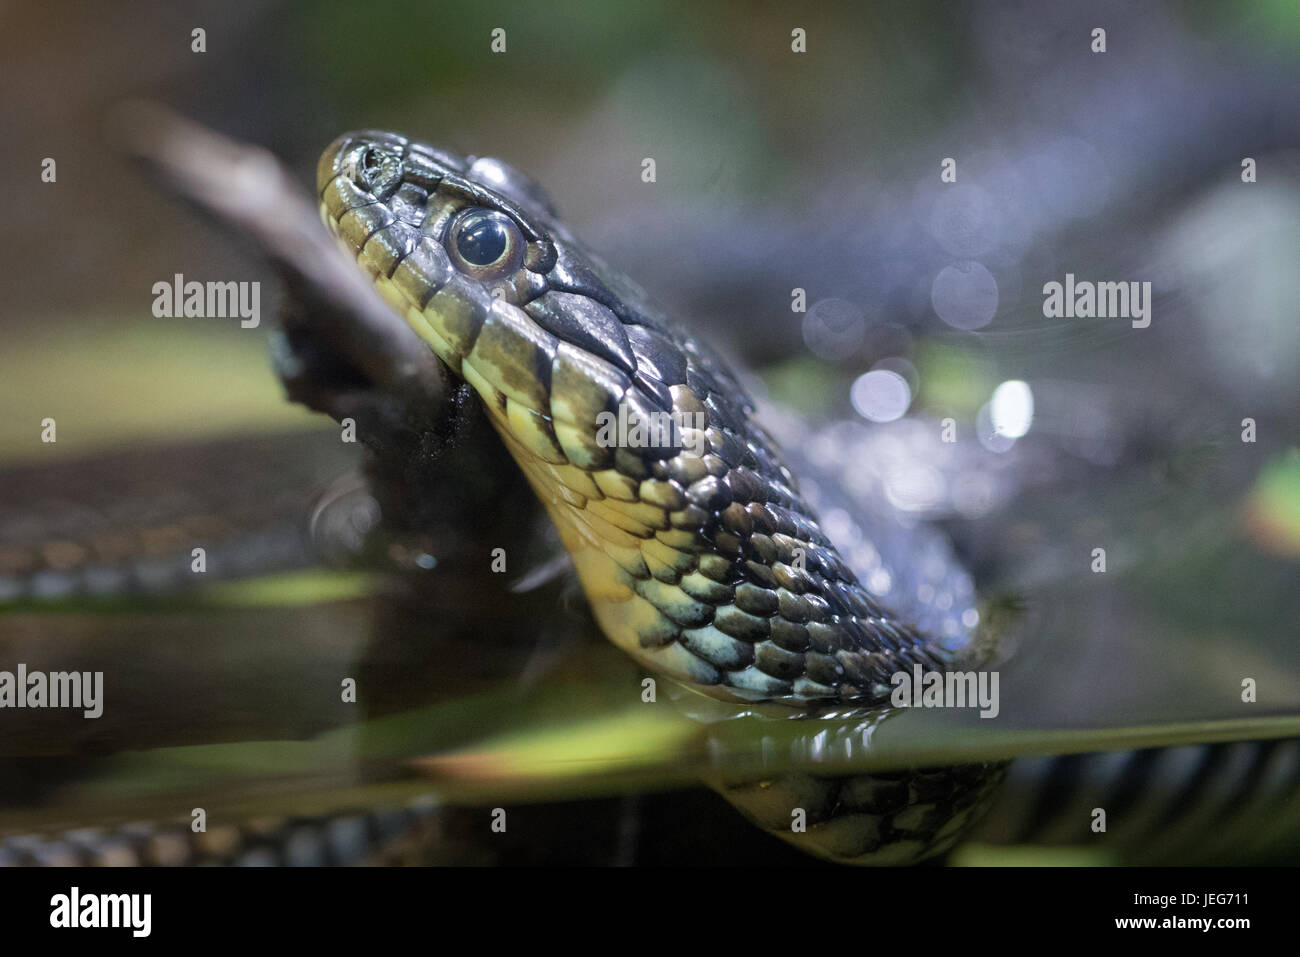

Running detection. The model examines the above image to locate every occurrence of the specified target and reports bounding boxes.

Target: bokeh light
[990,379,1034,439]
[801,297,867,359]
[850,369,912,422]
[931,261,999,330]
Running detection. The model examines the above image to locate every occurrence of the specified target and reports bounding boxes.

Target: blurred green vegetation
[0,318,319,464]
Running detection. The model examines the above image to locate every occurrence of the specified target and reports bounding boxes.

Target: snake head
[316,130,714,472]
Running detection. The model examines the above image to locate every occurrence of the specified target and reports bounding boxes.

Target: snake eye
[346,144,402,199]
[447,208,525,280]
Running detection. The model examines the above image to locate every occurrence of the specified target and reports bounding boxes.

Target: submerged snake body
[317,131,1002,862]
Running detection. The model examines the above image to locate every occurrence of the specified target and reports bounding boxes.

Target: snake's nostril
[343,142,402,199]
[318,131,409,197]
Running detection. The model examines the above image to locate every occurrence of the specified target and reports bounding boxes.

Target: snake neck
[481,344,957,710]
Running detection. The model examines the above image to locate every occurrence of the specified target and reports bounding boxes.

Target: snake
[314,130,1008,864]
[3,120,1294,866]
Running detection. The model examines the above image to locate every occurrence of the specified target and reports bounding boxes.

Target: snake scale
[314,130,1006,864]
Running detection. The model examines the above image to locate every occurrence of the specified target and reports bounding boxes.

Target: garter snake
[315,130,1006,863]
[4,115,1295,866]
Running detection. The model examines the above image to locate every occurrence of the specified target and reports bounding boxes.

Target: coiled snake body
[317,131,1006,863]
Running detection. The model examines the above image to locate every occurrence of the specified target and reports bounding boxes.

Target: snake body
[316,131,1005,862]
